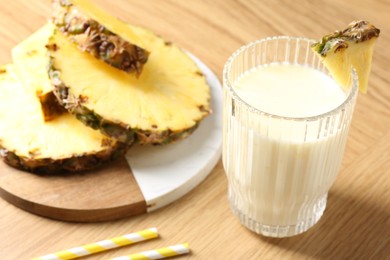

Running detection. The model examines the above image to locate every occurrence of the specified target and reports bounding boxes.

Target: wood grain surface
[0,0,389,259]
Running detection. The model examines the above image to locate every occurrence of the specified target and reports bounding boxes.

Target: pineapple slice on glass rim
[52,0,149,76]
[48,26,211,145]
[311,20,380,93]
[0,65,127,174]
[12,23,65,121]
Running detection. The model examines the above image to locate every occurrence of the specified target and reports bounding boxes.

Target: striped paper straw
[110,243,190,260]
[31,228,158,260]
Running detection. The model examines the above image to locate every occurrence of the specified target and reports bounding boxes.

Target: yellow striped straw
[31,228,159,260]
[110,243,190,260]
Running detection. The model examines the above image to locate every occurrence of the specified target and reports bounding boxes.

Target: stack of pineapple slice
[0,0,211,173]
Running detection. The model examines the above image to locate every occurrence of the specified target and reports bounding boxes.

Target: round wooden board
[0,158,147,222]
[0,54,222,222]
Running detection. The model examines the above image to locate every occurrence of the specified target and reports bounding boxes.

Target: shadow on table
[259,190,390,259]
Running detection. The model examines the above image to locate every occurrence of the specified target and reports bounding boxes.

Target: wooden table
[1,0,389,259]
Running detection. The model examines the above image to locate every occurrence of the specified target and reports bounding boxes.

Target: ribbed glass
[222,37,358,237]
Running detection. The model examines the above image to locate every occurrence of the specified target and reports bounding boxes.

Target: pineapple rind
[0,65,128,174]
[311,20,380,57]
[1,141,127,174]
[52,0,149,75]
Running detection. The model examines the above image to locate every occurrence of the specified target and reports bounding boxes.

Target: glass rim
[222,36,359,121]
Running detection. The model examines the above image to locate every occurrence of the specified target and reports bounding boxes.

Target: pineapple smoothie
[224,22,379,237]
[226,63,348,228]
[223,49,358,237]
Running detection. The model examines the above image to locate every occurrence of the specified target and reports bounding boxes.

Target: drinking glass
[222,36,358,237]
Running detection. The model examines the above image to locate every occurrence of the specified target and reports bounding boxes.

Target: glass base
[229,194,327,237]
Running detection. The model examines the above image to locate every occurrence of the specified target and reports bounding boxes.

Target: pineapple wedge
[12,23,65,121]
[0,65,126,174]
[52,0,148,75]
[48,28,211,145]
[311,20,380,93]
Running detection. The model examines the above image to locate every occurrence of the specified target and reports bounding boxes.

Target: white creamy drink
[234,64,346,117]
[224,63,353,235]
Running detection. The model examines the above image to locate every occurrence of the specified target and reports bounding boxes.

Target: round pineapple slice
[48,28,211,145]
[11,23,65,121]
[0,66,126,174]
[311,20,380,93]
[52,0,149,75]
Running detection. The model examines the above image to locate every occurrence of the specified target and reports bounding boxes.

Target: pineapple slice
[0,65,126,173]
[52,0,149,75]
[48,28,211,145]
[12,23,65,121]
[312,20,380,93]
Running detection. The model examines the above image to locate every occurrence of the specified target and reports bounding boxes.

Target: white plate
[126,53,223,212]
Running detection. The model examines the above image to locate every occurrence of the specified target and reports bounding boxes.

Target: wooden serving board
[0,55,222,222]
[0,158,147,222]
